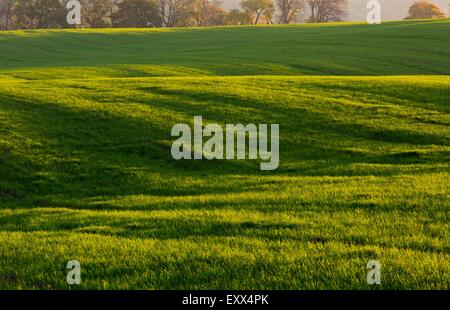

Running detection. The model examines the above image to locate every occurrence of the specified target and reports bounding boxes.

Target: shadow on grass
[0,79,448,208]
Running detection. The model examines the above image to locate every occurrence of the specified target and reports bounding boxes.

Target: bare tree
[276,0,304,24]
[0,0,15,29]
[305,0,347,23]
[185,0,225,27]
[241,0,273,25]
[158,0,186,27]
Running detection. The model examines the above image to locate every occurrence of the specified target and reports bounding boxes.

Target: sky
[222,0,450,21]
[348,0,449,21]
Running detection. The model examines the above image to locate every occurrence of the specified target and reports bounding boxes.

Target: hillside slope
[0,19,450,77]
[0,21,449,289]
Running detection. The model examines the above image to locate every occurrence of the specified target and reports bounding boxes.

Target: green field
[0,20,449,289]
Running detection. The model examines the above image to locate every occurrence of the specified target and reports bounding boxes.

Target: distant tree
[186,0,226,27]
[305,0,347,23]
[241,0,273,25]
[405,1,445,20]
[14,0,66,29]
[225,8,252,25]
[158,0,186,27]
[112,0,161,27]
[80,0,118,28]
[205,3,227,26]
[276,0,304,24]
[0,0,16,29]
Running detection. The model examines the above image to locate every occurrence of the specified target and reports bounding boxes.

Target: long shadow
[0,91,288,204]
[1,78,448,208]
[1,210,447,254]
[303,79,450,114]
[138,83,450,147]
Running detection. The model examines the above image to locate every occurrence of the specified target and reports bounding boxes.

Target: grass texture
[0,19,449,289]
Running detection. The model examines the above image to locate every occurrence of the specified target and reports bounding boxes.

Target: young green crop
[0,20,449,289]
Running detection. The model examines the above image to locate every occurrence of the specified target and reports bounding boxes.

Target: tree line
[0,0,446,30]
[0,0,350,29]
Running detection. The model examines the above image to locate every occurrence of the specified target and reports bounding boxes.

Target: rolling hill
[0,20,449,289]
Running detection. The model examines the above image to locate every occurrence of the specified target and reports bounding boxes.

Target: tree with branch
[158,0,187,27]
[0,0,15,29]
[305,0,347,23]
[241,0,273,25]
[276,0,304,24]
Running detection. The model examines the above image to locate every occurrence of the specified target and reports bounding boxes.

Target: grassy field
[0,19,449,289]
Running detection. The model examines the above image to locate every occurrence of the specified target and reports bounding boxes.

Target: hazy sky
[222,0,450,21]
[348,0,449,21]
